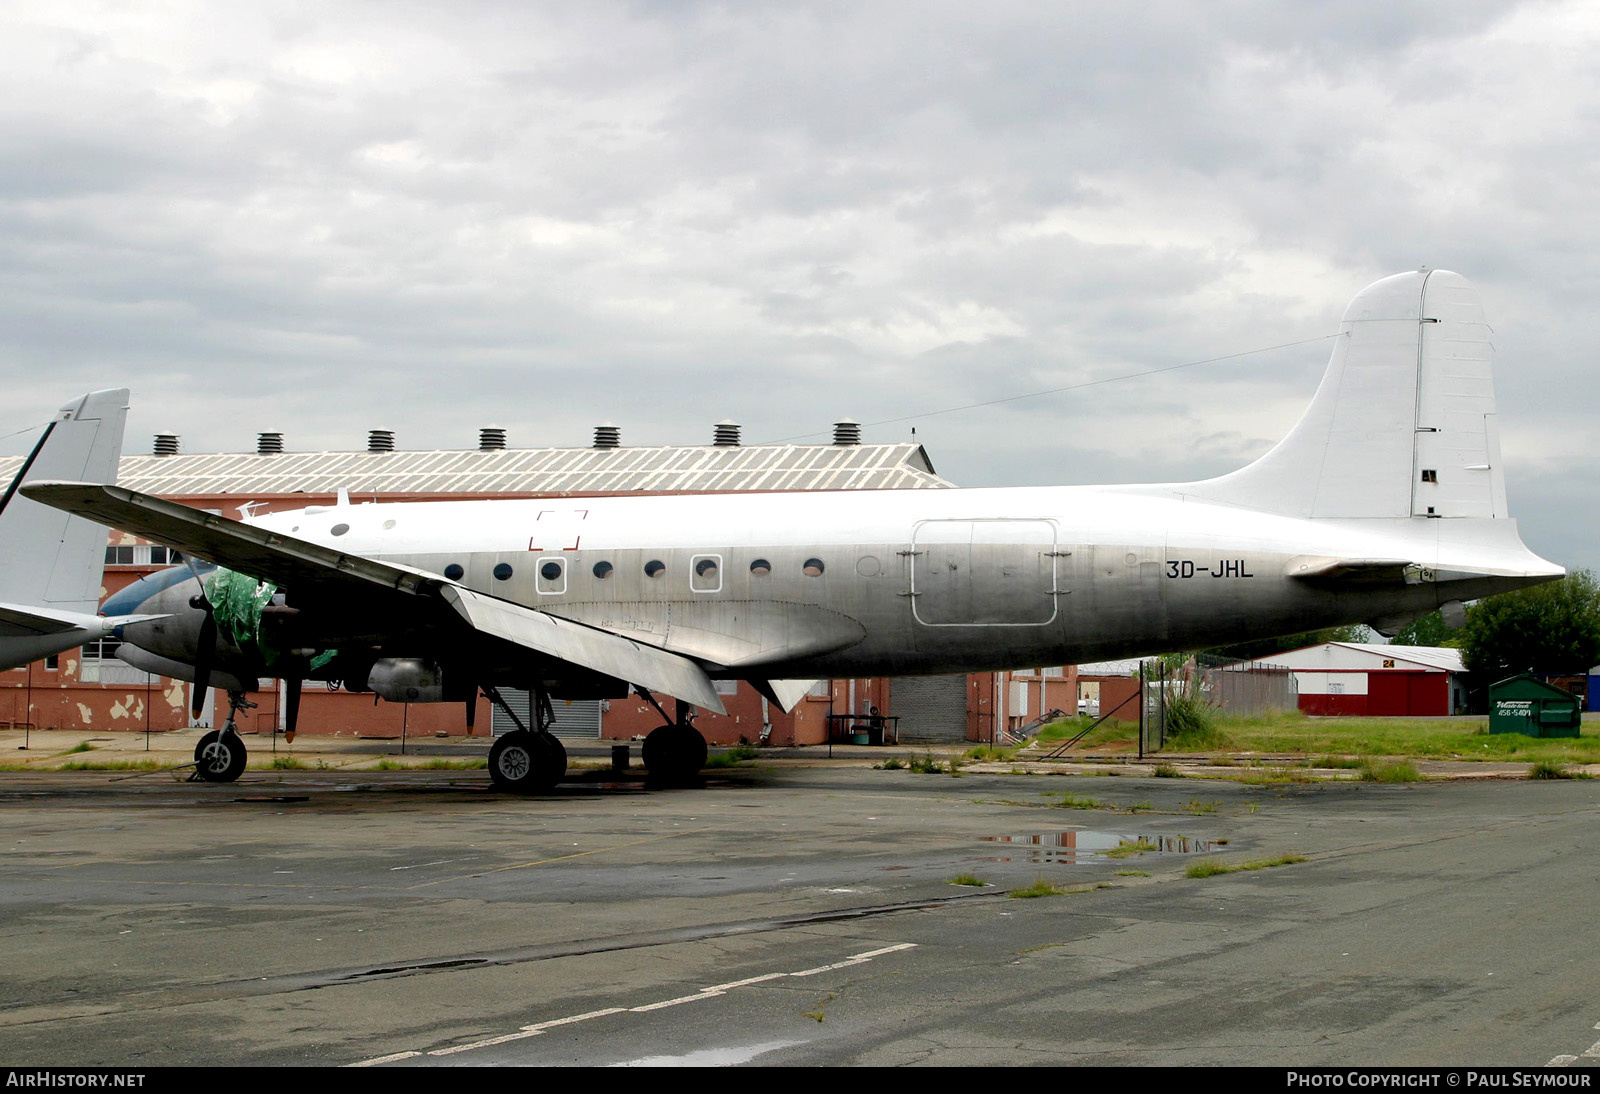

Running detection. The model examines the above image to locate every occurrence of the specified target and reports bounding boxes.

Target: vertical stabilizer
[0,389,129,612]
[1190,270,1505,520]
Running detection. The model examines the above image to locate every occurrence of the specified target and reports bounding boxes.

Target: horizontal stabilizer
[0,603,162,639]
[1285,557,1415,587]
[441,586,726,714]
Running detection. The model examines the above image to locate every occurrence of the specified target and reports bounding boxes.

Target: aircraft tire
[194,730,247,783]
[642,724,707,786]
[489,731,564,794]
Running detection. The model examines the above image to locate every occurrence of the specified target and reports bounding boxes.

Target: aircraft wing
[20,481,725,713]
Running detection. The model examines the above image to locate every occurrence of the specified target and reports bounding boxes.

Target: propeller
[183,558,218,720]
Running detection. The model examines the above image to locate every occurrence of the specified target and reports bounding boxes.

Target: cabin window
[749,559,771,577]
[444,564,464,581]
[537,559,566,595]
[493,562,513,581]
[593,561,614,580]
[331,523,350,537]
[1421,469,1438,483]
[691,555,722,593]
[644,560,666,578]
[803,558,825,577]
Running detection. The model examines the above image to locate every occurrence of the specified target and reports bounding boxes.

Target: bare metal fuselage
[120,480,1533,687]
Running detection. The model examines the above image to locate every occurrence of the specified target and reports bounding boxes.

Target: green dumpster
[1488,674,1582,738]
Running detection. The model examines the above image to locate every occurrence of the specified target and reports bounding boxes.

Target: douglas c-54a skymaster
[24,269,1563,791]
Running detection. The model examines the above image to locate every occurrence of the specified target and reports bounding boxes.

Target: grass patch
[1035,714,1137,749]
[1181,709,1600,765]
[61,741,98,755]
[1115,869,1151,877]
[1186,853,1308,879]
[1152,763,1182,778]
[908,752,951,774]
[705,745,761,769]
[1103,838,1158,859]
[56,759,163,771]
[1360,759,1422,783]
[269,755,308,770]
[420,758,488,770]
[948,873,989,887]
[1009,877,1068,899]
[965,745,1015,762]
[1128,801,1154,813]
[873,757,905,770]
[1528,760,1593,780]
[1185,798,1220,813]
[1163,693,1228,750]
[1052,792,1103,810]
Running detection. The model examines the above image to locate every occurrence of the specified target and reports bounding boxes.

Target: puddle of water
[975,830,1213,865]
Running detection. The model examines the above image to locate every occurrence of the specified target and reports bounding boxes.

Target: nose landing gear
[192,691,255,783]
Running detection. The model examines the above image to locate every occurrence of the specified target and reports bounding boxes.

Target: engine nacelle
[366,658,448,703]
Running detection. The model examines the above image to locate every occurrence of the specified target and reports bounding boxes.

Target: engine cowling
[366,658,448,703]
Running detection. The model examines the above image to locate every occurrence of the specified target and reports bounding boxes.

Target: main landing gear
[485,686,568,794]
[639,692,708,787]
[192,691,255,783]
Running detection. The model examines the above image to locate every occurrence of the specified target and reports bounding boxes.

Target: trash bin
[1489,674,1582,738]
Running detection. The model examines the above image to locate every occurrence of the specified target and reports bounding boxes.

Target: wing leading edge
[20,481,726,714]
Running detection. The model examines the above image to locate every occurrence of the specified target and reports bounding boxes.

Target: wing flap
[440,586,726,714]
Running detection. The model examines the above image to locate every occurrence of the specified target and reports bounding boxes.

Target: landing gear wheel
[642,724,708,786]
[194,729,247,783]
[489,731,566,794]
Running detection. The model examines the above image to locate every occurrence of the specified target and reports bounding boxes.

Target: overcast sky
[1,1,1594,571]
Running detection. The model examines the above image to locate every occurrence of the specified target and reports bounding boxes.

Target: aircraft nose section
[100,563,195,617]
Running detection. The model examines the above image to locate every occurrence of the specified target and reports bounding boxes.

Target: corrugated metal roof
[0,443,952,497]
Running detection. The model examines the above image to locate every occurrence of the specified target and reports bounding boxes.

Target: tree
[1458,571,1600,680]
[1389,610,1458,648]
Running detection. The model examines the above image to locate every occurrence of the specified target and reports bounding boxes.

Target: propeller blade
[285,676,302,743]
[190,608,216,719]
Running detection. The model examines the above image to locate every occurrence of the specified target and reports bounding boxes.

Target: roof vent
[713,420,741,446]
[256,431,284,455]
[153,432,180,457]
[832,418,861,446]
[593,423,620,449]
[478,426,507,451]
[367,429,395,453]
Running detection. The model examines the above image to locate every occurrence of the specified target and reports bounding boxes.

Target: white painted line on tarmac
[429,1030,547,1055]
[522,1007,628,1032]
[631,991,727,1012]
[350,941,919,1066]
[703,972,789,991]
[348,1051,421,1067]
